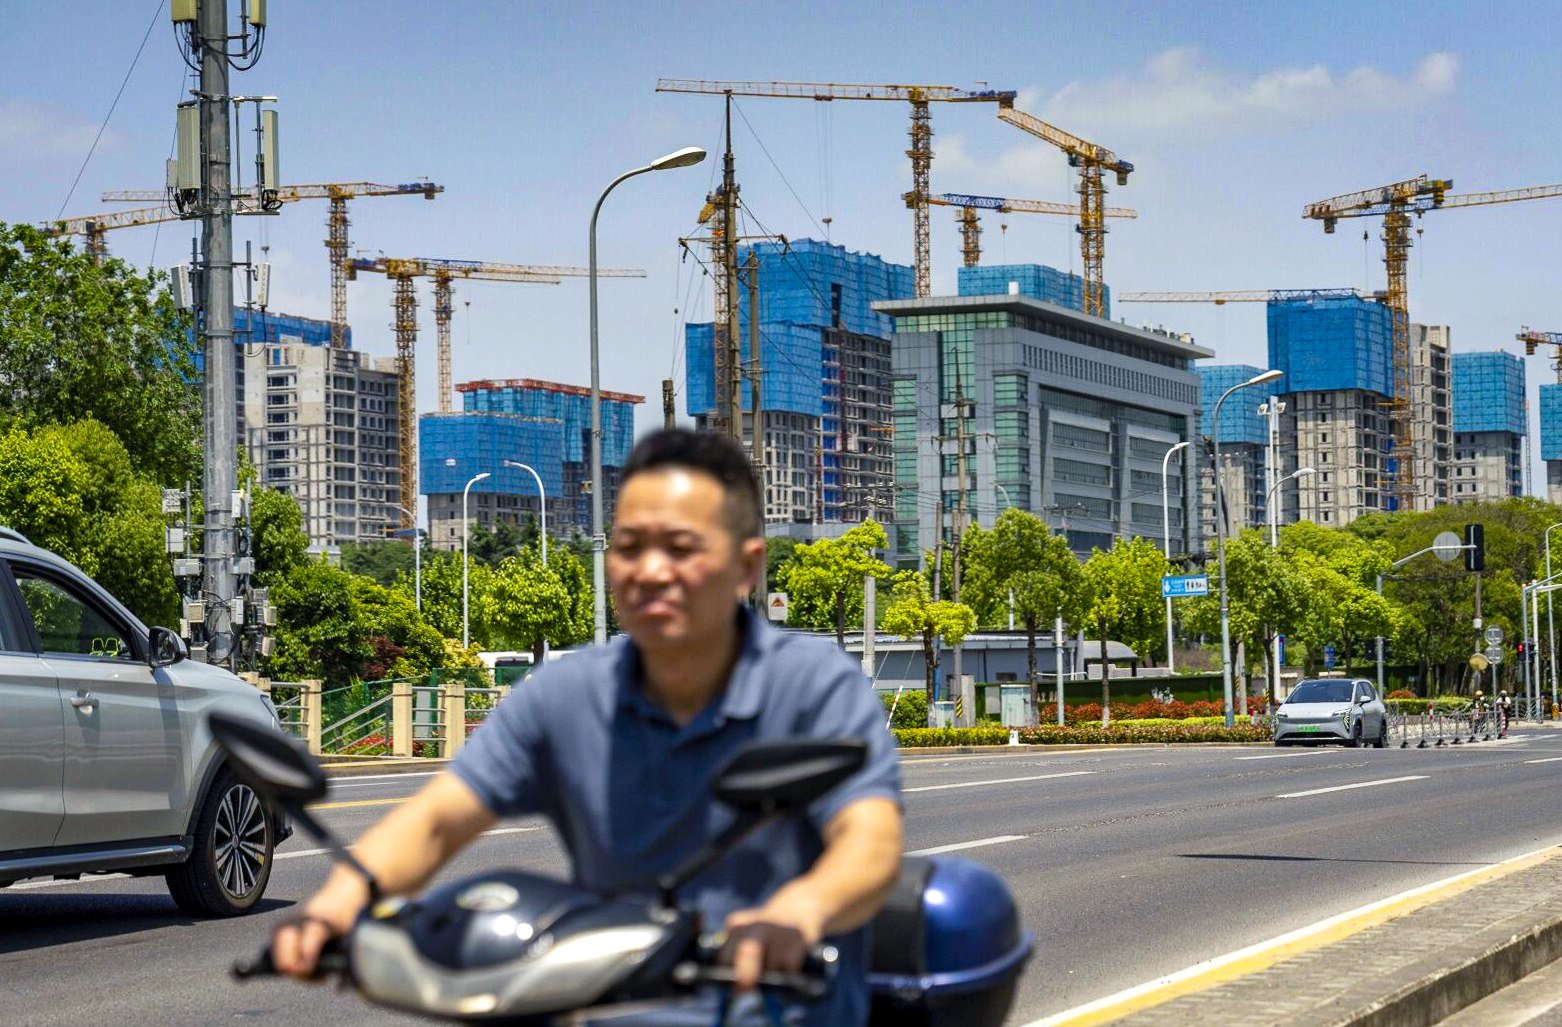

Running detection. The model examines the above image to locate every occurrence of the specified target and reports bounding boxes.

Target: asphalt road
[7,732,1562,1026]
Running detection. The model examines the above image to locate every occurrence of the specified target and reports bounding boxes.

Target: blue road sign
[1324,645,1336,669]
[1161,574,1210,598]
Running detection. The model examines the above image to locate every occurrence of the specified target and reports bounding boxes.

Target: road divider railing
[1386,700,1507,748]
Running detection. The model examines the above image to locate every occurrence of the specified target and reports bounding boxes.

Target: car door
[0,564,65,854]
[9,563,185,845]
[1354,680,1381,736]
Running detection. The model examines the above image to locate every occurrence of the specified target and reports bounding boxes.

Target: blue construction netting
[956,264,1110,318]
[1541,385,1562,461]
[1267,295,1392,396]
[686,239,909,419]
[685,321,825,418]
[189,307,345,375]
[1452,351,1526,436]
[461,383,637,467]
[418,413,565,496]
[1196,365,1270,444]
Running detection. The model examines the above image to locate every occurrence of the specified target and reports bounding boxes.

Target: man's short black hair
[619,428,763,540]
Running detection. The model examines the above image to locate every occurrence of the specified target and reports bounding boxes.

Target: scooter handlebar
[231,937,349,982]
[684,940,839,1000]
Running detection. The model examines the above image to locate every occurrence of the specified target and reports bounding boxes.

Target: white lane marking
[1016,838,1562,1027]
[1276,775,1428,799]
[1526,757,1562,765]
[908,835,1026,856]
[903,770,1095,793]
[1235,751,1324,761]
[3,826,544,892]
[900,747,1123,764]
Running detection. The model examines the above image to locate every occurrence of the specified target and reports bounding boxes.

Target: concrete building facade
[878,293,1210,566]
[1452,350,1526,503]
[241,328,401,548]
[1408,324,1453,510]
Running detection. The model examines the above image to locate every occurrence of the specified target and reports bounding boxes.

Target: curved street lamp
[1214,368,1284,727]
[461,471,491,647]
[390,502,422,612]
[1160,440,1190,673]
[589,145,708,645]
[502,460,548,567]
[1262,466,1313,697]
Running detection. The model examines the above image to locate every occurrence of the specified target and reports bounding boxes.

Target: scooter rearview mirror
[712,738,867,817]
[208,710,329,807]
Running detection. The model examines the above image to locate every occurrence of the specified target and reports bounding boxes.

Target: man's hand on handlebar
[721,888,827,993]
[271,889,363,979]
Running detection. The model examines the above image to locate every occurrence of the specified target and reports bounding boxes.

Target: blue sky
[4,1,1560,485]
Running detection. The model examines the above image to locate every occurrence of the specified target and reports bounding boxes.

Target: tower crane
[992,106,1133,318]
[104,180,443,346]
[927,192,1137,268]
[1519,327,1562,383]
[1120,288,1382,304]
[655,79,1016,298]
[345,256,645,523]
[45,204,187,263]
[1304,176,1562,505]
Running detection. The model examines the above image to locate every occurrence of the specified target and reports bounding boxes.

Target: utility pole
[718,95,742,441]
[661,378,676,429]
[197,0,237,662]
[939,368,973,726]
[746,252,763,473]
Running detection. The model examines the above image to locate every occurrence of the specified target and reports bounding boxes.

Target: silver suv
[0,528,289,915]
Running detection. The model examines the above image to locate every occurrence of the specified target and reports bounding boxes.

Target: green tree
[1185,529,1310,704]
[249,487,309,586]
[1082,537,1166,725]
[397,548,496,645]
[777,520,891,645]
[342,538,416,587]
[348,574,445,679]
[266,560,374,685]
[480,545,593,663]
[880,569,976,720]
[0,223,200,483]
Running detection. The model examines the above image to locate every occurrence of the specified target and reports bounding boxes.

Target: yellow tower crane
[1519,328,1562,384]
[992,107,1133,317]
[1304,176,1562,505]
[927,192,1137,268]
[655,79,1016,298]
[104,181,443,346]
[44,204,186,263]
[345,256,645,524]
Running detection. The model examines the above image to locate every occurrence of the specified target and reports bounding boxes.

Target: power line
[731,98,827,240]
[57,0,166,221]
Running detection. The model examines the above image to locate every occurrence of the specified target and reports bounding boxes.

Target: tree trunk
[531,634,545,668]
[1026,616,1039,721]
[1099,624,1112,727]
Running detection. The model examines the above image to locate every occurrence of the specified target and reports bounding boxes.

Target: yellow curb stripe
[1026,844,1562,1026]
[309,797,409,811]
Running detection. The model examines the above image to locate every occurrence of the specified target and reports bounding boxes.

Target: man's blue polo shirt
[451,605,901,1026]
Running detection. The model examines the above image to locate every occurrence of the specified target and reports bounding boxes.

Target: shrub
[880,690,929,730]
[890,722,1271,747]
[893,727,1011,748]
[1386,688,1417,700]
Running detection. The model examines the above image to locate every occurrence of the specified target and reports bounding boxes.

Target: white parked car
[1274,677,1389,748]
[0,527,290,915]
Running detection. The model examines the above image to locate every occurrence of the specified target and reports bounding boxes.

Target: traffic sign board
[1432,530,1463,562]
[1485,626,1505,646]
[1485,646,1505,665]
[766,592,789,622]
[1161,574,1209,598]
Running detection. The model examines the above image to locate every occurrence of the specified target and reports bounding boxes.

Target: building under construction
[1451,350,1526,502]
[1194,364,1269,544]
[685,239,912,531]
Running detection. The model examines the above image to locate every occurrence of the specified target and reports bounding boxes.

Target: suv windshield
[1287,680,1354,705]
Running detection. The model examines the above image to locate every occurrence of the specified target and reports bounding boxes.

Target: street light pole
[390,503,422,612]
[1160,440,1189,674]
[1214,369,1283,728]
[589,145,707,646]
[1545,523,1562,712]
[502,460,548,566]
[461,471,491,648]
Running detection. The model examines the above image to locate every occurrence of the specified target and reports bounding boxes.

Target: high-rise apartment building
[956,264,1109,318]
[1195,365,1269,545]
[1408,324,1453,510]
[420,378,643,547]
[879,292,1209,566]
[236,311,402,548]
[685,240,912,531]
[1451,351,1525,502]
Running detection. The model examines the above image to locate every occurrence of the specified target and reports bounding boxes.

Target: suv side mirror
[149,626,186,668]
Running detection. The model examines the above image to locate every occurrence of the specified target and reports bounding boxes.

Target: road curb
[1336,907,1562,1027]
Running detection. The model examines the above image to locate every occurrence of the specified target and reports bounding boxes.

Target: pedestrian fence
[241,671,512,759]
[1382,701,1517,749]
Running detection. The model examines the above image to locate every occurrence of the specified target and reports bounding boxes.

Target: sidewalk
[1081,847,1562,1027]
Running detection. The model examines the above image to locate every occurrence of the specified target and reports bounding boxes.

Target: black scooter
[214,711,1031,1026]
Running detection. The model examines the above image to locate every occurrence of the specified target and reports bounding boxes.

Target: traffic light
[1518,641,1527,658]
[1464,523,1485,572]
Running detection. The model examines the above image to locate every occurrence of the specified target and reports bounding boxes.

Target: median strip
[903,770,1095,793]
[1276,775,1427,799]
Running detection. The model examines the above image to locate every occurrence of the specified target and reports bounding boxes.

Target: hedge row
[893,721,1272,747]
[1385,696,1474,715]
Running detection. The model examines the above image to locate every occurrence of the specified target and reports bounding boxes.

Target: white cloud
[1040,48,1458,136]
[0,99,115,161]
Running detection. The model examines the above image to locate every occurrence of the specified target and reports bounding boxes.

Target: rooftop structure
[1268,294,1392,396]
[956,263,1109,318]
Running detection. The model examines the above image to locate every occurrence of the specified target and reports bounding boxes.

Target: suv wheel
[166,768,274,917]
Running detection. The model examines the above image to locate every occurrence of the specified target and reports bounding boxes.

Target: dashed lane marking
[903,770,1095,793]
[907,835,1026,857]
[1276,775,1428,799]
